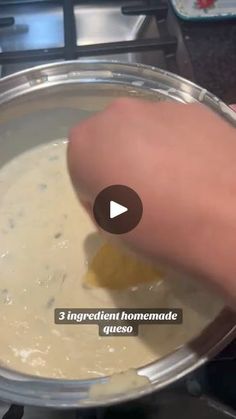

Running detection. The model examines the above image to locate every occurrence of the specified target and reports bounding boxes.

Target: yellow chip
[83,243,162,290]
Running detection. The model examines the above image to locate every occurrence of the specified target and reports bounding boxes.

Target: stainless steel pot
[0,61,235,408]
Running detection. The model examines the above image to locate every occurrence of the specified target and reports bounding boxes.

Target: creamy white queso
[0,140,224,379]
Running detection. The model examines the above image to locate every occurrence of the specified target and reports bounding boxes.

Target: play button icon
[110,201,128,219]
[93,185,143,234]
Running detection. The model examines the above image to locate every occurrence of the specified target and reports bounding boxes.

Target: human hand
[68,98,236,301]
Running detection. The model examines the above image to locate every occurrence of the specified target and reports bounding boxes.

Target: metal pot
[0,61,235,408]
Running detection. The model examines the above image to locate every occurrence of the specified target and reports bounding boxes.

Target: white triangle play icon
[109,200,128,219]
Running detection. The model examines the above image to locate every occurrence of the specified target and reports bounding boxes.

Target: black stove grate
[2,405,24,419]
[0,0,178,70]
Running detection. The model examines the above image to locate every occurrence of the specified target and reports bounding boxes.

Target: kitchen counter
[180,18,236,103]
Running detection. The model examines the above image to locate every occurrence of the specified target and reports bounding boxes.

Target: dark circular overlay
[93,185,143,234]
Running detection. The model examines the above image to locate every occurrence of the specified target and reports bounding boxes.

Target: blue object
[171,0,236,21]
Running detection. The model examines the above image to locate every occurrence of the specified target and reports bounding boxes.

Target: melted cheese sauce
[0,140,224,379]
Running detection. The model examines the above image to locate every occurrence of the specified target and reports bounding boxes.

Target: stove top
[0,0,194,80]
